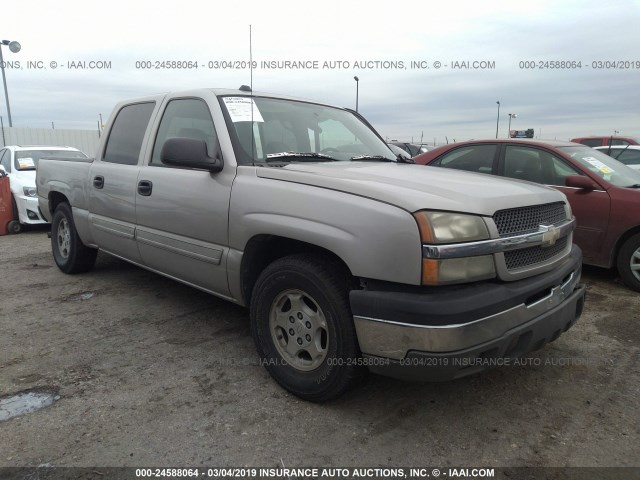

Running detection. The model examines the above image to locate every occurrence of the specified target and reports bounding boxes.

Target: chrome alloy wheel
[631,245,640,282]
[57,217,71,259]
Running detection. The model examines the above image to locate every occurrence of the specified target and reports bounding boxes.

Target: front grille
[504,236,568,270]
[494,202,566,238]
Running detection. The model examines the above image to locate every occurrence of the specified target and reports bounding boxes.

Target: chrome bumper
[354,269,582,361]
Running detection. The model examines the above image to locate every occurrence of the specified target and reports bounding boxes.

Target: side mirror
[160,137,223,173]
[565,175,599,190]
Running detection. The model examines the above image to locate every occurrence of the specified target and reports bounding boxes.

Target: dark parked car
[571,136,639,147]
[415,139,640,291]
[387,143,412,160]
[389,142,432,157]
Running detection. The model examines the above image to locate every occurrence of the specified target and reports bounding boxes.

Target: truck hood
[256,162,565,215]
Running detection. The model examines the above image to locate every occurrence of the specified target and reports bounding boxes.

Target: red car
[415,139,640,292]
[571,136,639,147]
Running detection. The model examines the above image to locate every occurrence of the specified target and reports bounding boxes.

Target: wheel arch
[611,225,640,268]
[48,191,70,215]
[239,234,355,307]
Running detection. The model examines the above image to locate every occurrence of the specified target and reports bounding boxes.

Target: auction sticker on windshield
[18,158,35,169]
[583,157,614,174]
[223,97,264,123]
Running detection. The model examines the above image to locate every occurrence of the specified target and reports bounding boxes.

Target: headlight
[23,186,37,197]
[413,211,490,243]
[414,211,495,285]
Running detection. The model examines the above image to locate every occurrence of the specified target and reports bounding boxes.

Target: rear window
[576,139,602,147]
[103,102,155,165]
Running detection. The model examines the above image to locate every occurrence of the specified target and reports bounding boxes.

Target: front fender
[228,169,423,286]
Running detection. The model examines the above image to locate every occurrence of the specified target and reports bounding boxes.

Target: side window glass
[504,146,577,185]
[580,139,601,147]
[435,145,496,173]
[504,146,548,184]
[151,99,219,166]
[103,102,155,165]
[504,145,547,183]
[549,155,581,186]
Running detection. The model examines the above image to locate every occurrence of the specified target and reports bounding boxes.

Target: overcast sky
[2,0,639,144]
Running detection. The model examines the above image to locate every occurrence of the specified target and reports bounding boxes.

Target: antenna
[249,25,256,161]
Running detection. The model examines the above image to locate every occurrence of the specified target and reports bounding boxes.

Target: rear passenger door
[134,95,234,297]
[88,101,158,262]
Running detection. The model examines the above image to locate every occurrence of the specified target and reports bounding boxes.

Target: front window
[220,96,395,165]
[151,98,220,167]
[15,149,87,171]
[503,145,580,186]
[557,146,640,187]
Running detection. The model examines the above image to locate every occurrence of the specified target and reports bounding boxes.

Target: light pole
[0,39,21,127]
[495,101,500,139]
[508,113,517,138]
[354,76,359,112]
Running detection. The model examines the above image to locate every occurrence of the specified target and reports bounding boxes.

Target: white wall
[0,127,101,157]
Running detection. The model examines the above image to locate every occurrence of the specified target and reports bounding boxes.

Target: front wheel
[250,254,363,402]
[51,202,97,274]
[617,233,640,292]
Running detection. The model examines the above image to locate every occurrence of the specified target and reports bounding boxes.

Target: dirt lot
[1,227,639,469]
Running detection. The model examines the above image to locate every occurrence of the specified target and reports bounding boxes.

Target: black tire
[51,202,98,274]
[7,220,21,234]
[250,254,363,402]
[617,233,640,292]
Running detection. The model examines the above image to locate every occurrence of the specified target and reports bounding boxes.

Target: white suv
[0,145,88,232]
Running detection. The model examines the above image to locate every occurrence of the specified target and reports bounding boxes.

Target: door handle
[93,176,104,189]
[137,180,153,196]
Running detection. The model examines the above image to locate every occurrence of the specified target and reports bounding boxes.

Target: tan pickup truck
[37,88,586,401]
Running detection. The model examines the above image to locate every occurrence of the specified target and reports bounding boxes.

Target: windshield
[220,96,396,165]
[557,146,640,188]
[15,149,88,171]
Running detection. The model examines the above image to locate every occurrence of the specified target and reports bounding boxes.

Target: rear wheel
[617,233,640,292]
[250,254,363,402]
[51,202,97,274]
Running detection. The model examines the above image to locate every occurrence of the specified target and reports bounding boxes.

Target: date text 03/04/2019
[134,467,496,478]
[519,60,640,69]
[130,60,498,70]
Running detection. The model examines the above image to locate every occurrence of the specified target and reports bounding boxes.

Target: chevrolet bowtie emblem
[539,224,561,247]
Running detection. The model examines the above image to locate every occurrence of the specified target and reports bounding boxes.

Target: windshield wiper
[351,155,414,164]
[265,152,339,162]
[627,184,640,188]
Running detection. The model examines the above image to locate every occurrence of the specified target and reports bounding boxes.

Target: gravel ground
[1,227,638,470]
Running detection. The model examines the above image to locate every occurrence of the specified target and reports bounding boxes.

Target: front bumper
[350,245,585,381]
[14,194,48,225]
